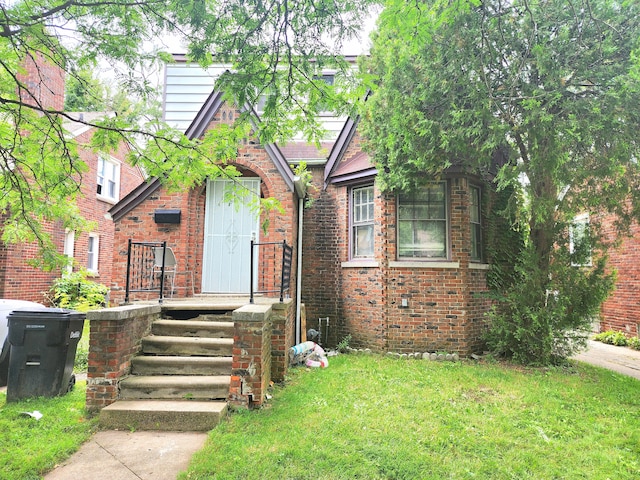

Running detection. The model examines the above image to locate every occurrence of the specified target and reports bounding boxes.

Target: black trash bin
[6,307,85,402]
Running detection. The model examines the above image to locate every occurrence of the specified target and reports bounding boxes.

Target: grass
[73,320,91,372]
[181,354,640,480]
[0,321,94,480]
[0,381,98,480]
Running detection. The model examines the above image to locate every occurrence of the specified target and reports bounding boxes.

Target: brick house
[0,55,145,303]
[109,59,495,355]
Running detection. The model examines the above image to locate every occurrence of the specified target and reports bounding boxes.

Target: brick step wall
[99,312,234,431]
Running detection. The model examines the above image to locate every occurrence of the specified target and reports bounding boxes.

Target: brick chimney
[17,51,65,111]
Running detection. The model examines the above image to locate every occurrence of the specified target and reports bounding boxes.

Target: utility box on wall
[154,209,181,224]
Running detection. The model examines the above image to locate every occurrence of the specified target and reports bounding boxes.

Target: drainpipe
[293,176,307,345]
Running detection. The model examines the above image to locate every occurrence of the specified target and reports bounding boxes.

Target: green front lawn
[182,355,640,479]
[0,382,97,480]
[1,354,638,480]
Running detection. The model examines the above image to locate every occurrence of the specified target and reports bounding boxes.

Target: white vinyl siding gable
[163,63,348,139]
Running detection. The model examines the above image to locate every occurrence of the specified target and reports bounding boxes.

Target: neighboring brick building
[109,59,495,355]
[599,215,640,338]
[0,56,145,303]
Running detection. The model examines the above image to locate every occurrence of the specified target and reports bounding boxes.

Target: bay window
[398,183,448,259]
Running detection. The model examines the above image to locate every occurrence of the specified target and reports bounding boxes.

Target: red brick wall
[111,103,298,305]
[1,53,144,303]
[0,53,66,302]
[600,217,640,337]
[0,218,61,302]
[0,134,143,303]
[74,132,143,292]
[86,305,160,412]
[301,132,491,354]
[298,166,343,344]
[17,51,65,111]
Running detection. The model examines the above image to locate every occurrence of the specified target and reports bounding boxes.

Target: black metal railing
[250,240,293,303]
[125,240,168,304]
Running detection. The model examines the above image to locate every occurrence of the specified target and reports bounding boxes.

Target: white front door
[202,178,261,293]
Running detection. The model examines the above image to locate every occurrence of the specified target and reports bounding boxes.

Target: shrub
[48,270,109,312]
[628,336,640,350]
[594,330,629,346]
[484,247,614,366]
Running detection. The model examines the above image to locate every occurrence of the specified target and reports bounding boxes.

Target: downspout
[293,176,307,345]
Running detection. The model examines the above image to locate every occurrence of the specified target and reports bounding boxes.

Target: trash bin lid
[7,307,86,321]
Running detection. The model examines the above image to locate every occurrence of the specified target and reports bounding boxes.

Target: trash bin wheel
[67,374,76,393]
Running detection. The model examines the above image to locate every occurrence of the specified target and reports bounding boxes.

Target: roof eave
[329,168,378,186]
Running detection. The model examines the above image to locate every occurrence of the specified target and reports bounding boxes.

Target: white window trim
[570,213,592,267]
[397,181,450,261]
[470,185,483,262]
[87,234,99,273]
[390,261,460,269]
[63,230,75,273]
[350,184,375,260]
[342,260,380,268]
[97,155,121,203]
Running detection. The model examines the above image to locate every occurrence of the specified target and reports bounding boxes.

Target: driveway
[573,339,640,381]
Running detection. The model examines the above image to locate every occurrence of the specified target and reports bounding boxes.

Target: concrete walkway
[572,339,640,381]
[44,430,208,480]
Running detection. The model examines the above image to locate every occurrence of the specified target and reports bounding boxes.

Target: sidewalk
[572,339,640,381]
[44,430,208,480]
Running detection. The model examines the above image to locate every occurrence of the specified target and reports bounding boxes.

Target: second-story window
[97,156,120,202]
[352,185,375,258]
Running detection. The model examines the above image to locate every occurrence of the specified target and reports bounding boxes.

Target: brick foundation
[85,305,160,412]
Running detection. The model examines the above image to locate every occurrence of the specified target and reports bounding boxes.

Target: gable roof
[324,115,377,188]
[330,150,376,185]
[185,88,295,191]
[109,87,296,221]
[109,177,162,222]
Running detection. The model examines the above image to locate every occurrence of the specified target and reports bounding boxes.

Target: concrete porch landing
[132,294,283,310]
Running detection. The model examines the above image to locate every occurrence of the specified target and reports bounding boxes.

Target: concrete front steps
[100,312,234,432]
[99,400,228,431]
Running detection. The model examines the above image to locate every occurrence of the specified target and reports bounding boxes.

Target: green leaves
[1,0,378,266]
[363,0,640,364]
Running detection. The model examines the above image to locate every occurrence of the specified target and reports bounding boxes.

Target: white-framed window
[398,182,448,259]
[351,185,375,258]
[570,214,592,266]
[97,156,120,202]
[87,234,99,272]
[470,185,482,262]
[63,230,75,273]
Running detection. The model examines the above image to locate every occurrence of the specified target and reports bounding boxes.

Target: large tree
[361,0,640,364]
[0,0,374,267]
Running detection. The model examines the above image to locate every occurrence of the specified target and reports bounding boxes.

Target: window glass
[470,186,482,261]
[64,230,75,273]
[398,183,448,259]
[97,156,120,202]
[87,234,99,272]
[570,214,592,266]
[352,185,374,258]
